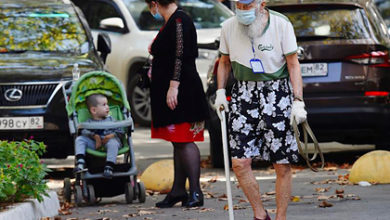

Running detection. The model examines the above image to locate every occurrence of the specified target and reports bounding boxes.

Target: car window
[0,7,89,53]
[123,0,232,31]
[375,0,390,29]
[85,1,123,29]
[281,9,372,40]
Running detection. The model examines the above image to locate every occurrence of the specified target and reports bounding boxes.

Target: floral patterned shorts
[228,78,299,164]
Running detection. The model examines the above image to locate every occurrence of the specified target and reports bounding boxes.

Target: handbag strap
[292,119,325,172]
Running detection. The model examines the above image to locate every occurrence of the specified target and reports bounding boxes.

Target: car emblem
[4,88,23,102]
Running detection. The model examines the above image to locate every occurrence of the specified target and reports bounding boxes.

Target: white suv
[72,0,233,125]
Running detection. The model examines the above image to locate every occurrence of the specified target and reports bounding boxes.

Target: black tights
[169,142,202,196]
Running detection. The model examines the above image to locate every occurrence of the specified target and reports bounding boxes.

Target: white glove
[214,89,229,120]
[290,100,307,125]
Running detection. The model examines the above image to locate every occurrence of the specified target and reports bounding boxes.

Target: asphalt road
[44,128,390,220]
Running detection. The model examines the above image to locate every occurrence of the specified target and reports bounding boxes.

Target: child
[74,94,124,178]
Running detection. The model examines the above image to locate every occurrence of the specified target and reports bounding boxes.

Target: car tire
[127,75,152,126]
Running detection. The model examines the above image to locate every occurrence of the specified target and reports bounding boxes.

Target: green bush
[0,140,50,203]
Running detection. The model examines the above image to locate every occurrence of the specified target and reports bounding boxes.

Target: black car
[206,0,390,167]
[0,0,111,158]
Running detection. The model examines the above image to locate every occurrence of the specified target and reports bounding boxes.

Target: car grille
[0,83,60,107]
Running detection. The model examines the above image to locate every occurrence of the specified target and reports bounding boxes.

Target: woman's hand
[167,80,180,110]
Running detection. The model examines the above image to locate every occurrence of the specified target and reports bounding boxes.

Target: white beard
[238,9,268,40]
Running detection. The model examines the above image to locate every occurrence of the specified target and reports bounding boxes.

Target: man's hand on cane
[290,100,307,125]
[214,89,229,119]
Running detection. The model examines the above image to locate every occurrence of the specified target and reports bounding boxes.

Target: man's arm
[217,55,231,89]
[286,53,303,100]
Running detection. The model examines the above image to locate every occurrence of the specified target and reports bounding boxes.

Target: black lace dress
[150,9,209,129]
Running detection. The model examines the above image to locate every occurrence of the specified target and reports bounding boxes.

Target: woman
[145,0,209,208]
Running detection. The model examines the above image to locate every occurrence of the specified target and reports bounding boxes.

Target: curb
[0,191,60,220]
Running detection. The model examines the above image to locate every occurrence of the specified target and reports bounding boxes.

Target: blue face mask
[236,8,256,25]
[151,5,163,20]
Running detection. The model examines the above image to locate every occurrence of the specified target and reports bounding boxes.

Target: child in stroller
[64,71,145,205]
[74,93,124,179]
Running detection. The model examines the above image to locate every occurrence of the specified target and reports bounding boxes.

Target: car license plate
[301,63,328,77]
[0,117,44,130]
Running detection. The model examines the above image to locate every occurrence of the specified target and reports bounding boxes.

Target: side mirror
[97,32,111,63]
[99,17,125,32]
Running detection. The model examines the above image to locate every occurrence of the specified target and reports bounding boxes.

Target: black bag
[137,60,151,89]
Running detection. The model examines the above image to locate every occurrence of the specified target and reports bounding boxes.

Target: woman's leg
[169,142,187,196]
[273,163,292,220]
[172,142,201,195]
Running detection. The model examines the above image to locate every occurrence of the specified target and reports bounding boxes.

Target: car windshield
[123,0,232,31]
[0,7,89,53]
[281,9,372,40]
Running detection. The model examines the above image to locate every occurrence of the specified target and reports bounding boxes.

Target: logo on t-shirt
[258,44,274,52]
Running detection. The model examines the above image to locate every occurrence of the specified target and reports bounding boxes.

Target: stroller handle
[78,118,133,130]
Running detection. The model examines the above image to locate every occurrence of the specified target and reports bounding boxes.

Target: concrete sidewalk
[58,166,390,220]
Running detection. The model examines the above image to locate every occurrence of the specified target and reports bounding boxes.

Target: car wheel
[128,75,151,126]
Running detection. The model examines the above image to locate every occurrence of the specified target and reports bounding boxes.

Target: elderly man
[214,0,307,219]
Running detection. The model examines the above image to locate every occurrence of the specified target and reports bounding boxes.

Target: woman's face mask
[151,4,163,20]
[236,7,256,25]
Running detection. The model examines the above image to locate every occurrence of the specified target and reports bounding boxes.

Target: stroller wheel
[87,184,96,205]
[137,182,146,203]
[74,185,83,206]
[124,182,134,204]
[63,178,72,203]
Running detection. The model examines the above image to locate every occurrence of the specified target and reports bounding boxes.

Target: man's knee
[232,158,252,174]
[274,164,291,178]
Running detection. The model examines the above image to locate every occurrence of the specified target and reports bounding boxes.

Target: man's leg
[273,163,292,220]
[232,158,268,219]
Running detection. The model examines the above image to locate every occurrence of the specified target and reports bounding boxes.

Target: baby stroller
[62,71,146,206]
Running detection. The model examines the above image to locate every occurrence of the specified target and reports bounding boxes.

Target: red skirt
[151,121,205,142]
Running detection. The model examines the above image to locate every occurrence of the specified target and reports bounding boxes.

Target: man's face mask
[236,7,256,25]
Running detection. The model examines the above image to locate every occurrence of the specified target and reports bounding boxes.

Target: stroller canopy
[66,71,130,116]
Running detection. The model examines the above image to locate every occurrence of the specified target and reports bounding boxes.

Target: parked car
[375,0,390,33]
[0,0,111,158]
[206,0,390,167]
[71,0,233,126]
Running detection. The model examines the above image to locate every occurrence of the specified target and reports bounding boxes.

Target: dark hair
[144,0,176,7]
[86,94,107,109]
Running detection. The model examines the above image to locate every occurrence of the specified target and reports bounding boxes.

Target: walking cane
[219,106,234,220]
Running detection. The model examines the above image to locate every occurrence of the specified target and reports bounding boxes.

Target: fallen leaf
[223,204,229,210]
[315,187,330,193]
[324,167,338,171]
[265,191,276,195]
[139,210,155,215]
[267,209,277,214]
[319,201,333,208]
[335,189,344,194]
[291,196,300,202]
[208,176,218,183]
[317,195,330,201]
[199,208,215,212]
[238,199,249,203]
[233,205,246,210]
